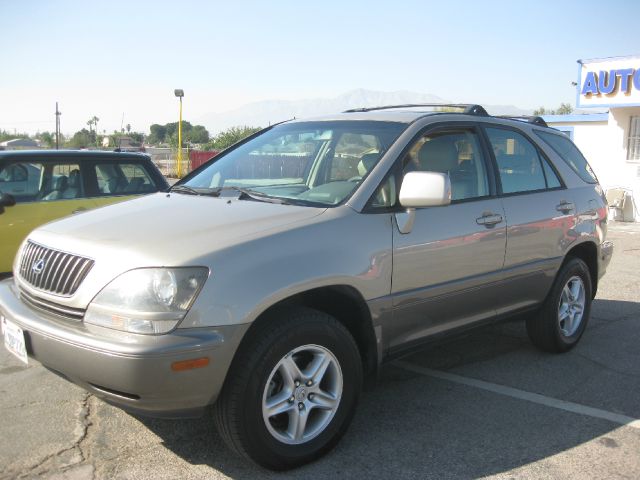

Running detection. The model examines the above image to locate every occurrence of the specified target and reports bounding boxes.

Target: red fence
[189,150,220,171]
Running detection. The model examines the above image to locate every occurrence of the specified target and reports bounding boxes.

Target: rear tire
[214,307,362,470]
[526,257,592,353]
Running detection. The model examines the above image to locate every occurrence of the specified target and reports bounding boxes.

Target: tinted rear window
[535,130,598,184]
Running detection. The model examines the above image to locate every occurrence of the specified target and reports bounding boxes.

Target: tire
[213,307,362,470]
[526,257,592,353]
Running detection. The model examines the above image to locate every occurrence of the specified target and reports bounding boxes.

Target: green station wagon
[0,150,168,274]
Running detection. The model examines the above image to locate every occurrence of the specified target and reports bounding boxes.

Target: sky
[1,0,639,136]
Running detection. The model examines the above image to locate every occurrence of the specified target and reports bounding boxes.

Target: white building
[543,55,640,221]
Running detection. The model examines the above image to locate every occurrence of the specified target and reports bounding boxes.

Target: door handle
[476,213,503,226]
[556,201,575,213]
[72,207,87,214]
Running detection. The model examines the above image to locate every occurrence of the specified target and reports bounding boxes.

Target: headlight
[85,267,209,334]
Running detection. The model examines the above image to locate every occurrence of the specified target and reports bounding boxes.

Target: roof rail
[496,115,548,127]
[343,104,489,116]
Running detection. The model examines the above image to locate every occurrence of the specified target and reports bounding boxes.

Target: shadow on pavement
[137,298,639,479]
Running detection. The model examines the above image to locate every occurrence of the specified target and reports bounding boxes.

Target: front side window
[402,128,490,202]
[183,121,406,206]
[486,128,560,194]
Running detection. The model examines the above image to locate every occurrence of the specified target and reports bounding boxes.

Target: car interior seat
[357,153,381,176]
[124,177,145,193]
[418,136,472,200]
[61,169,81,199]
[43,176,68,201]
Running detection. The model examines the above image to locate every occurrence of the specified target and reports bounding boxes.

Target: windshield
[182,121,406,206]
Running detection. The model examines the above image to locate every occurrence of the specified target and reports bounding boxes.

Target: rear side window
[485,128,560,194]
[93,162,158,195]
[535,130,598,184]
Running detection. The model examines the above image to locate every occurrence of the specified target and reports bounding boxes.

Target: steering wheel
[347,176,362,182]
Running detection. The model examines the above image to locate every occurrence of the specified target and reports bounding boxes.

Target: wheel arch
[241,285,379,389]
[564,240,598,298]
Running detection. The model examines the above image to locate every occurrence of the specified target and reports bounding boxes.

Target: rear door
[482,126,574,316]
[389,125,506,351]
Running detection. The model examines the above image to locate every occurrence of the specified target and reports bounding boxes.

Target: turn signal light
[171,357,210,372]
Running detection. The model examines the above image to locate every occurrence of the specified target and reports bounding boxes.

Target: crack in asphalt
[1,393,97,480]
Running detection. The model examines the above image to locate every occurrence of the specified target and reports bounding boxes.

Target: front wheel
[214,307,362,470]
[526,257,592,353]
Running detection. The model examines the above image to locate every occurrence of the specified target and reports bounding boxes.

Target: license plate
[2,316,28,365]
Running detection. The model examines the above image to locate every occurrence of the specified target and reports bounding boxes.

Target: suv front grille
[20,288,85,321]
[19,241,94,296]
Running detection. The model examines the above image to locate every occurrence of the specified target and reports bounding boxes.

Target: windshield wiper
[168,185,202,196]
[209,186,291,204]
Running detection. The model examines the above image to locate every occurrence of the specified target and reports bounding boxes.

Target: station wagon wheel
[214,307,362,470]
[526,257,592,353]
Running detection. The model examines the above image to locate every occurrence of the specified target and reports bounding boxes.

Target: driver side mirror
[0,193,16,214]
[399,171,451,208]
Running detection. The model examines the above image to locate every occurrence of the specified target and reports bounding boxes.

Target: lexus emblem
[32,258,46,275]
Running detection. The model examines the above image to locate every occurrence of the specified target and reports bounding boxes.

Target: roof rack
[496,115,548,127]
[343,104,489,116]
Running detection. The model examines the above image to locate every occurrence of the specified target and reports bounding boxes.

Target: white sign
[577,56,640,108]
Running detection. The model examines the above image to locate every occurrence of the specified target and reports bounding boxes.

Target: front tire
[526,257,592,353]
[214,307,362,470]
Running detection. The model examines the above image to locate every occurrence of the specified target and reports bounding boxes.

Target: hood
[30,192,326,267]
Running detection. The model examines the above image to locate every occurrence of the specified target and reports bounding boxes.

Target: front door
[389,126,506,351]
[0,160,96,273]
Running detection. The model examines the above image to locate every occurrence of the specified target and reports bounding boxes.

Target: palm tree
[91,116,100,147]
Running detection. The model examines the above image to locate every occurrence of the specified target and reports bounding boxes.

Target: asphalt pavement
[1,222,639,479]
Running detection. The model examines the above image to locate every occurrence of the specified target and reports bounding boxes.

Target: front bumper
[0,279,249,418]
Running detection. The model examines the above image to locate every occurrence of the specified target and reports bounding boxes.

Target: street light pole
[174,89,184,177]
[55,102,61,150]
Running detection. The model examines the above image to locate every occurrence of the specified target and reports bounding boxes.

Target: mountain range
[197,89,532,134]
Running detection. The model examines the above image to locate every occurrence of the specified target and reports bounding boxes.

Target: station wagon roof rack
[496,115,548,127]
[343,104,489,116]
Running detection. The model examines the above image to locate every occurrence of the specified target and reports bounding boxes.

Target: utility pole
[55,102,61,150]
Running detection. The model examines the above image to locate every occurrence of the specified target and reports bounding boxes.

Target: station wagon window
[0,163,41,202]
[485,128,561,194]
[93,162,158,195]
[0,161,84,203]
[402,129,490,202]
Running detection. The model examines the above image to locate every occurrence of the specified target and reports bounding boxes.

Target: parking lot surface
[1,223,639,480]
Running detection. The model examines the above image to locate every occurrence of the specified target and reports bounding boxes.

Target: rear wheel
[526,257,592,353]
[214,307,362,470]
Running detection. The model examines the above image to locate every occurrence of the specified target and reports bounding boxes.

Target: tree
[146,121,208,146]
[67,129,93,148]
[148,124,167,144]
[126,123,131,134]
[533,103,573,115]
[206,126,262,150]
[188,125,209,144]
[35,131,55,148]
[556,103,573,115]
